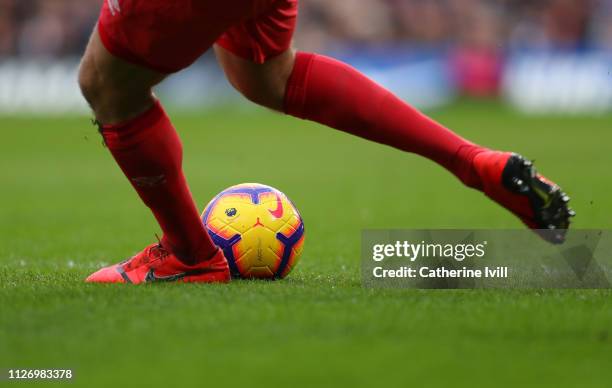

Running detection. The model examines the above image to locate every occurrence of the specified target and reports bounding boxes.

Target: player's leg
[216,46,482,185]
[79,29,228,283]
[214,0,573,243]
[215,0,483,186]
[282,54,575,239]
[79,29,165,123]
[215,46,295,112]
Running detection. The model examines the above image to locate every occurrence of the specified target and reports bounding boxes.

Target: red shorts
[98,0,298,73]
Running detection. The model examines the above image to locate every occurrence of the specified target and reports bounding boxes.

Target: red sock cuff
[100,100,167,150]
[284,52,315,118]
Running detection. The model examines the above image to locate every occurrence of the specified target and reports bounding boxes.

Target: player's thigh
[79,28,165,97]
[79,28,166,123]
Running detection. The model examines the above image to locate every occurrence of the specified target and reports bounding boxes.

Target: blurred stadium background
[1,0,611,114]
[2,3,612,386]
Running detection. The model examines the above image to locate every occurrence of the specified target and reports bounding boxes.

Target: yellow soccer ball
[202,183,305,279]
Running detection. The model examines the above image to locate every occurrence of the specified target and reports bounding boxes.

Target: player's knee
[77,52,120,112]
[78,54,156,123]
[78,59,101,108]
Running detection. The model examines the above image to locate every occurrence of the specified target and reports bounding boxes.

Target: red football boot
[473,151,575,244]
[86,243,230,284]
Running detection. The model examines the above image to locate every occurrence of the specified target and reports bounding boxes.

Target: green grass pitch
[1,101,611,387]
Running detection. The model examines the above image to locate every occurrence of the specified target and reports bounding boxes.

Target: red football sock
[100,101,217,263]
[284,52,487,189]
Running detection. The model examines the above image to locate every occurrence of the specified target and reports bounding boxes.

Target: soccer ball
[201,183,305,279]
